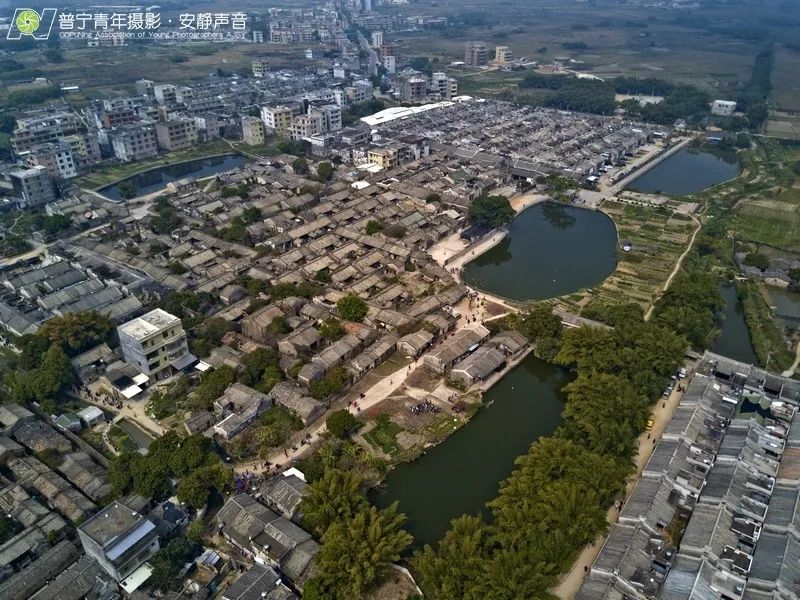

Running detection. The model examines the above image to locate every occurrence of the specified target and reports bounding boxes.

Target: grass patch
[736,279,795,372]
[364,415,404,455]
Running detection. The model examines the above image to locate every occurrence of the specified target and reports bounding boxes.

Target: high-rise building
[9,166,55,209]
[252,58,269,77]
[242,116,266,146]
[118,308,191,382]
[155,118,198,151]
[495,45,512,63]
[464,41,488,67]
[430,72,458,100]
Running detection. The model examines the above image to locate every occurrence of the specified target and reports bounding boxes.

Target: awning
[195,361,212,372]
[170,353,197,371]
[132,373,149,386]
[120,562,153,594]
[121,385,143,399]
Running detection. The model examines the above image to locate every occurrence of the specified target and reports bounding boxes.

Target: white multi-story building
[371,31,383,48]
[711,100,737,116]
[430,72,458,100]
[25,141,77,179]
[290,113,324,140]
[78,502,159,582]
[311,104,342,133]
[118,308,192,382]
[261,105,295,134]
[383,55,397,74]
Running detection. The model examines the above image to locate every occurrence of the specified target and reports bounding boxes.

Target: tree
[37,312,114,355]
[384,224,407,238]
[177,463,232,509]
[310,367,348,400]
[365,220,385,235]
[191,365,237,409]
[117,181,137,200]
[320,318,346,341]
[743,252,769,271]
[149,537,200,591]
[412,515,491,600]
[242,206,262,224]
[467,195,515,228]
[41,214,71,235]
[301,468,369,537]
[292,157,309,175]
[308,503,413,598]
[507,303,562,342]
[326,409,360,439]
[337,295,368,322]
[317,161,334,182]
[268,314,292,335]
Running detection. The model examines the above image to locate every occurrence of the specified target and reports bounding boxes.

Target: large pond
[100,154,246,200]
[370,355,566,548]
[461,202,618,302]
[626,147,740,195]
[712,283,757,364]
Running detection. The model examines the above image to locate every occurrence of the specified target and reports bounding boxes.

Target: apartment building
[25,142,77,179]
[261,105,295,134]
[344,82,374,105]
[371,30,383,47]
[152,84,177,105]
[290,113,323,140]
[9,166,56,209]
[464,41,488,67]
[430,72,458,100]
[379,42,399,58]
[78,502,159,582]
[310,104,342,132]
[397,73,428,103]
[117,308,191,382]
[252,58,270,77]
[11,112,84,154]
[61,133,102,168]
[109,123,158,162]
[242,116,266,146]
[155,118,198,151]
[495,45,512,63]
[368,146,399,169]
[382,55,397,74]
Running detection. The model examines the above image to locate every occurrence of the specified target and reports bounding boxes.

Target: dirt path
[781,343,800,377]
[643,214,701,322]
[555,372,688,599]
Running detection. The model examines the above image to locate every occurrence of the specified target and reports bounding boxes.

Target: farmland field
[736,188,800,253]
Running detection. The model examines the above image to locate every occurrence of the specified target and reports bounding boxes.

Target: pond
[460,202,618,302]
[626,147,740,195]
[370,354,566,548]
[99,154,246,200]
[712,283,757,364]
[765,286,800,334]
[116,418,155,452]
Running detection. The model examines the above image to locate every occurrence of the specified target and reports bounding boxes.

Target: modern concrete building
[464,41,488,67]
[77,501,159,582]
[495,45,512,63]
[155,118,198,151]
[11,111,84,155]
[397,73,429,102]
[117,308,192,382]
[382,55,397,74]
[152,84,177,105]
[371,31,383,48]
[241,116,266,146]
[9,166,55,209]
[261,105,295,135]
[24,142,77,179]
[251,58,270,77]
[310,104,342,132]
[430,72,458,100]
[712,99,737,116]
[109,123,158,162]
[290,113,323,140]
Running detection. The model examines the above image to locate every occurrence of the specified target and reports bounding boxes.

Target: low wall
[444,229,507,267]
